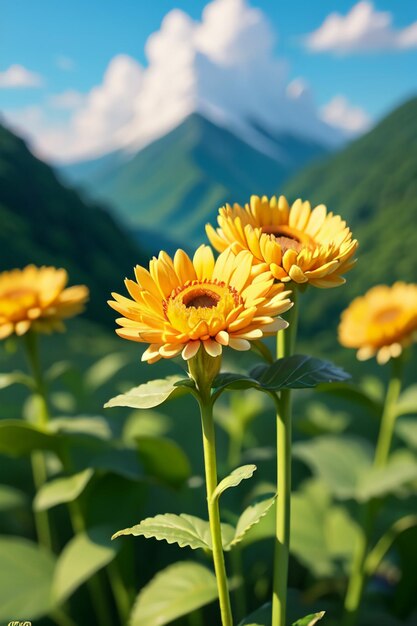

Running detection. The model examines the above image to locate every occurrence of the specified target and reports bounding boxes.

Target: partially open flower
[109,245,292,363]
[206,195,358,288]
[0,265,89,339]
[339,283,417,364]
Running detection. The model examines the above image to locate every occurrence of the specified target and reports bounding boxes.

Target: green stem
[272,289,299,626]
[22,331,53,551]
[342,357,403,626]
[199,397,234,626]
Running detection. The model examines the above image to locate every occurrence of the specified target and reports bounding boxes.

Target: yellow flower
[0,265,89,339]
[108,245,292,363]
[339,283,417,364]
[206,195,358,288]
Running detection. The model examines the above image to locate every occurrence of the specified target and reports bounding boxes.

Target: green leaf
[129,561,218,626]
[113,513,235,551]
[105,375,191,410]
[230,496,276,548]
[396,418,417,450]
[238,602,270,626]
[85,353,131,392]
[395,384,417,417]
[213,373,260,393]
[0,370,33,390]
[0,537,56,621]
[52,525,119,605]
[34,468,94,511]
[212,464,257,502]
[0,484,28,513]
[0,420,62,457]
[357,461,417,502]
[45,360,72,382]
[250,355,350,391]
[293,436,373,499]
[292,612,325,626]
[136,436,191,487]
[49,415,113,440]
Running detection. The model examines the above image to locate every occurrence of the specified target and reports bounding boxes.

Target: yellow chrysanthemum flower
[108,245,293,363]
[339,283,417,364]
[206,195,358,288]
[0,265,89,339]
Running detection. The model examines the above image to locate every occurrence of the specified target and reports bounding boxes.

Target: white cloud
[305,1,417,54]
[56,56,75,71]
[0,64,43,88]
[320,96,371,134]
[48,90,85,109]
[5,0,361,163]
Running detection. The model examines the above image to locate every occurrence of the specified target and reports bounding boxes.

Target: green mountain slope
[62,113,327,245]
[0,122,145,323]
[283,96,417,337]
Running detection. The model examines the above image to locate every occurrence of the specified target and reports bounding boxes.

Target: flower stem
[199,396,234,626]
[342,356,403,626]
[272,289,299,626]
[22,331,53,551]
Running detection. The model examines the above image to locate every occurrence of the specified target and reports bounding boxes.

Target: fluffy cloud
[0,65,43,88]
[305,2,417,54]
[320,96,371,134]
[4,0,362,163]
[48,90,85,109]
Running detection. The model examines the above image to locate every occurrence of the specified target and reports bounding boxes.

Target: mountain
[61,113,328,246]
[0,122,146,324]
[283,96,417,336]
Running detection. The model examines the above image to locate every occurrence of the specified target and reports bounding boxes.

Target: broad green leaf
[213,373,260,393]
[49,416,113,440]
[292,612,325,626]
[295,402,350,436]
[212,464,257,502]
[396,418,417,450]
[34,468,94,511]
[129,561,218,626]
[0,370,33,390]
[0,484,28,512]
[85,353,131,392]
[0,537,56,620]
[136,436,191,487]
[0,420,62,457]
[52,525,119,605]
[105,375,191,410]
[395,385,417,417]
[229,496,276,548]
[123,410,172,440]
[357,461,417,502]
[293,436,373,499]
[250,355,350,391]
[113,513,234,551]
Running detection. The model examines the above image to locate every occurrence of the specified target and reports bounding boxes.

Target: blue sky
[1,0,416,161]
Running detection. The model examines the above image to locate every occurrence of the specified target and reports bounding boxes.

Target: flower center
[262,225,315,253]
[164,280,242,336]
[183,289,220,309]
[374,307,401,325]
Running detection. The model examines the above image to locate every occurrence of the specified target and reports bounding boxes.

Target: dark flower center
[183,289,220,309]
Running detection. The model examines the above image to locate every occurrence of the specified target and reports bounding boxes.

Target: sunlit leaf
[49,415,113,440]
[85,353,131,392]
[105,376,191,410]
[129,561,218,626]
[0,420,62,457]
[113,513,234,551]
[229,496,276,549]
[0,370,33,390]
[292,612,325,626]
[0,537,56,620]
[34,468,94,511]
[357,461,417,502]
[52,525,119,605]
[212,464,257,502]
[293,436,373,499]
